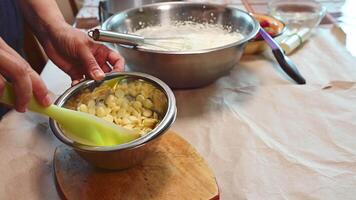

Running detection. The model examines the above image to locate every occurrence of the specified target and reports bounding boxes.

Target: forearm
[17,0,70,42]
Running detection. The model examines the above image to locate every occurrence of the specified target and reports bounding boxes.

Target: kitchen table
[1,0,356,199]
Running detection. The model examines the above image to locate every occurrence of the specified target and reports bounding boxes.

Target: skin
[0,0,124,112]
[0,38,50,112]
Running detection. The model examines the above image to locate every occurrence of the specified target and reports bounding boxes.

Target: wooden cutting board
[54,131,219,200]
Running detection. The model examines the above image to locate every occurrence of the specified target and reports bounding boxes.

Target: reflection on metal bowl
[102,2,260,88]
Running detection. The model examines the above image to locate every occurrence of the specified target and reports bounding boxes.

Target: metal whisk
[88,29,186,51]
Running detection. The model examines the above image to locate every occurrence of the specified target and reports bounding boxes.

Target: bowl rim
[268,0,326,15]
[267,0,327,26]
[102,1,260,55]
[49,72,177,152]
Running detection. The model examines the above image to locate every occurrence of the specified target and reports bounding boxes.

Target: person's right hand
[0,37,51,112]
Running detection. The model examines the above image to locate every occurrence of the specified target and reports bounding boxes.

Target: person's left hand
[40,25,125,85]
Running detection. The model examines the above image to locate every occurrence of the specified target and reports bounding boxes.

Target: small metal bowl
[49,72,177,170]
[102,2,260,88]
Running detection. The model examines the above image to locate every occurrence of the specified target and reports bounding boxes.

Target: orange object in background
[244,13,286,54]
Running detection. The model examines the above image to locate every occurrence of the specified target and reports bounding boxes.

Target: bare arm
[17,0,67,38]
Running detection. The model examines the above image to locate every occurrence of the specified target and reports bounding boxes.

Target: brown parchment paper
[173,81,356,200]
[0,24,356,200]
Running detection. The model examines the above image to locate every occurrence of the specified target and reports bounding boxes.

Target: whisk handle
[88,29,144,46]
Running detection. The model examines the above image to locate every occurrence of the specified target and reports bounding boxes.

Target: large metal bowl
[98,0,184,23]
[49,72,177,170]
[102,2,260,88]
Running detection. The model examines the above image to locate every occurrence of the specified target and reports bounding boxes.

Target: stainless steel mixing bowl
[98,0,184,24]
[49,72,177,170]
[102,2,260,88]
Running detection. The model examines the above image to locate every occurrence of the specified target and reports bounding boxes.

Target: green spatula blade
[0,83,141,146]
[48,106,140,146]
[102,76,127,89]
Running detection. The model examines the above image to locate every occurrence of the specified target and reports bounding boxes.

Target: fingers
[95,45,125,71]
[44,43,83,80]
[0,45,51,111]
[64,62,85,82]
[92,45,125,74]
[93,45,124,72]
[13,75,32,112]
[0,48,32,112]
[28,70,52,106]
[107,50,125,72]
[100,62,112,73]
[78,47,105,80]
[43,28,126,83]
[93,45,108,67]
[72,79,81,86]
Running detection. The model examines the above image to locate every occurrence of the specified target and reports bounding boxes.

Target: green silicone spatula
[0,82,140,146]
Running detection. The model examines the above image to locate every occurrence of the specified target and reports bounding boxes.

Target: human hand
[40,24,125,85]
[0,38,51,112]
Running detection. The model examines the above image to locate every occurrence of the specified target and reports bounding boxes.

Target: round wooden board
[54,131,219,200]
